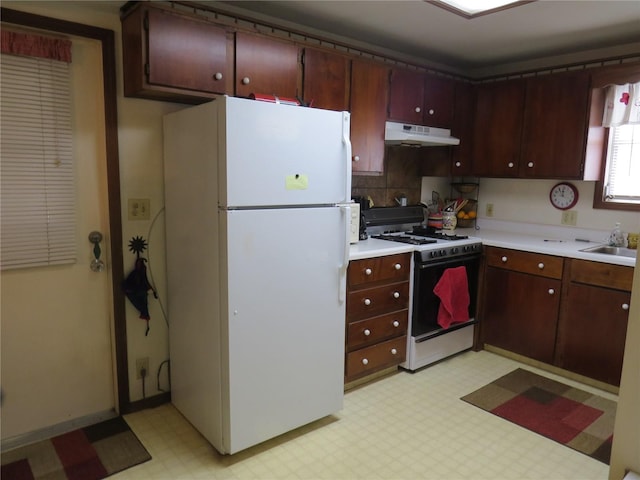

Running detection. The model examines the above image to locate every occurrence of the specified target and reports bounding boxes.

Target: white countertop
[350,219,637,267]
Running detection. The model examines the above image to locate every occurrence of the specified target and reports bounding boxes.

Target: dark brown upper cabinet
[302,47,350,111]
[235,32,300,100]
[121,3,233,103]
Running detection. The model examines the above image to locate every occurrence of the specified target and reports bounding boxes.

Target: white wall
[476,178,640,235]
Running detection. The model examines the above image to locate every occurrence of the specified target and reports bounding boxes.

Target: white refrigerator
[163,96,351,454]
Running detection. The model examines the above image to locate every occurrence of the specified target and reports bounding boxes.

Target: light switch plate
[128,198,150,221]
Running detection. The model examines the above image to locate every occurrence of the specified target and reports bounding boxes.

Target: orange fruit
[468,211,477,219]
[457,211,465,219]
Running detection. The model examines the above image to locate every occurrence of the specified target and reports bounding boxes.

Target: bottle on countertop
[609,222,625,247]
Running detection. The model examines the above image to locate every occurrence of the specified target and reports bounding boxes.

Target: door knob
[88,231,105,272]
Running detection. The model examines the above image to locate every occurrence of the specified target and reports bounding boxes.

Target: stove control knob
[452,247,459,254]
[430,251,437,258]
[441,249,447,256]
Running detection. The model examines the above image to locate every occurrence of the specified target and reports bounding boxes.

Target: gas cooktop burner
[372,234,437,246]
[409,227,469,240]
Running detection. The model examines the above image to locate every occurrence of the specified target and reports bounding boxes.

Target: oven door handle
[416,254,481,269]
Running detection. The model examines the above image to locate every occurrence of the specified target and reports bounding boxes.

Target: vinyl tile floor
[116,350,616,480]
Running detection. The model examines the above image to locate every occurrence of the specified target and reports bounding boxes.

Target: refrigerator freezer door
[220,207,347,454]
[220,97,351,208]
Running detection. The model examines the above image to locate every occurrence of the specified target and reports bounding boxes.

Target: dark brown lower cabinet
[555,260,632,386]
[482,267,561,364]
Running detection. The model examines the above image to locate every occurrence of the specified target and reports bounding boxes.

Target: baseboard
[1,409,118,453]
[124,391,171,414]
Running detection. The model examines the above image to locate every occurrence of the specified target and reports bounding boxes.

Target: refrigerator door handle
[342,112,352,203]
[338,203,351,303]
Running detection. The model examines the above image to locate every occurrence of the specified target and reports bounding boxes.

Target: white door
[222,206,347,453]
[0,37,116,441]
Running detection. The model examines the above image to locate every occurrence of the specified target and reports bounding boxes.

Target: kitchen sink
[580,244,637,259]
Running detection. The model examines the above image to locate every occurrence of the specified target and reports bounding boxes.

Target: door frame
[1,8,132,413]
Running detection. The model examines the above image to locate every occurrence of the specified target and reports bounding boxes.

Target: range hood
[384,121,460,147]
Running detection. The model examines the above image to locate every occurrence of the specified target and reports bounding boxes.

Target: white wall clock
[549,182,579,210]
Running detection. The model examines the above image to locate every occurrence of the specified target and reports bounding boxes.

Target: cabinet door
[146,8,231,94]
[235,32,300,99]
[424,74,454,128]
[556,284,630,386]
[482,267,560,364]
[451,81,475,175]
[521,73,590,178]
[302,47,350,111]
[472,80,525,177]
[350,59,389,174]
[388,68,425,124]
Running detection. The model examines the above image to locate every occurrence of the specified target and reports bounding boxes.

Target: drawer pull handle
[214,72,223,81]
[353,155,360,162]
[362,358,369,365]
[393,292,400,299]
[508,162,514,168]
[415,106,421,113]
[364,329,371,336]
[393,321,400,327]
[241,76,250,85]
[394,263,402,270]
[364,268,372,275]
[391,348,398,355]
[364,298,371,306]
[428,109,435,115]
[501,256,508,263]
[548,288,555,295]
[455,161,461,167]
[528,161,534,168]
[622,303,629,311]
[538,263,545,269]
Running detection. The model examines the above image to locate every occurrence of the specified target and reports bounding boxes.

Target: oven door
[411,252,481,339]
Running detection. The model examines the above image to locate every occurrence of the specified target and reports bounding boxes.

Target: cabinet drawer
[569,259,633,291]
[346,309,408,351]
[348,253,411,288]
[346,336,407,380]
[485,247,563,279]
[347,282,410,320]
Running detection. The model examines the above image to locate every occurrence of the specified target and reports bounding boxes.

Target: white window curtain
[602,82,640,127]
[1,30,76,270]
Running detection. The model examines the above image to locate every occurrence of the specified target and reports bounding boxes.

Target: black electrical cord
[157,359,171,393]
[141,367,147,399]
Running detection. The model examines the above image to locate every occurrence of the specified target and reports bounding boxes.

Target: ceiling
[212,0,640,76]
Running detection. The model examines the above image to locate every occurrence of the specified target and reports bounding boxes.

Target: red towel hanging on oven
[433,266,470,329]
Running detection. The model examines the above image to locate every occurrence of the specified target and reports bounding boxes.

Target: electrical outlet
[561,210,578,226]
[128,198,150,221]
[486,203,494,217]
[136,357,149,379]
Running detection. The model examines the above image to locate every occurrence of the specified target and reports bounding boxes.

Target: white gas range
[362,206,483,371]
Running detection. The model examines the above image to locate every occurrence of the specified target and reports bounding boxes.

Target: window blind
[604,124,640,204]
[1,52,76,270]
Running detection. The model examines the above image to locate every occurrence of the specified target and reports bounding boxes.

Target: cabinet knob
[362,358,369,365]
[391,348,398,355]
[415,107,421,113]
[538,263,545,270]
[214,72,223,81]
[548,288,555,295]
[528,161,534,168]
[622,303,630,311]
[501,256,508,263]
[394,263,402,270]
[353,155,360,162]
[455,161,461,167]
[364,329,371,336]
[364,298,371,306]
[241,76,250,85]
[393,292,400,299]
[428,109,435,115]
[508,162,514,168]
[364,268,372,275]
[393,320,400,327]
